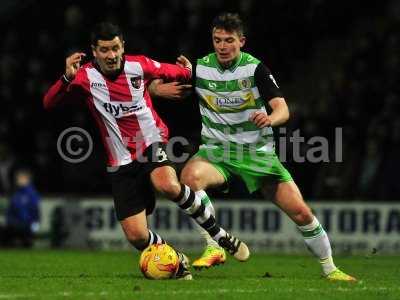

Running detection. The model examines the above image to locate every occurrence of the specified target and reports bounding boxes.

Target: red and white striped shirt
[44,55,191,166]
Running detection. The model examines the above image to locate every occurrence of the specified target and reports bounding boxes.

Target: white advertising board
[37,198,400,254]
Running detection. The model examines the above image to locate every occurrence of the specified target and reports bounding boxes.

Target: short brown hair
[212,13,244,36]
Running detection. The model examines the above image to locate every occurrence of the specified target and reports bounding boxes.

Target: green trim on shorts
[209,163,231,183]
[194,146,292,193]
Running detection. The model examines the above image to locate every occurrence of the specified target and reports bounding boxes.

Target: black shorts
[109,143,174,221]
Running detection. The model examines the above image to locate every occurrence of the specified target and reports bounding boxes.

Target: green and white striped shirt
[195,51,282,153]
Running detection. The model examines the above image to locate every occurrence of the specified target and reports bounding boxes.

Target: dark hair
[14,168,32,178]
[212,13,244,36]
[90,22,123,46]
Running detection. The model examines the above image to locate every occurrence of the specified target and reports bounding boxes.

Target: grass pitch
[0,250,398,300]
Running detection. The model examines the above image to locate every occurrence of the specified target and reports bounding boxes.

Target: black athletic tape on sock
[179,190,195,210]
[201,217,215,230]
[191,203,206,219]
[173,183,186,203]
[207,225,221,237]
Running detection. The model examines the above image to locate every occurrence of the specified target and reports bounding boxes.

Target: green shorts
[195,146,292,193]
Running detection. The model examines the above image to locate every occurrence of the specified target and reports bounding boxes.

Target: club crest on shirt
[130,76,142,89]
[238,78,251,90]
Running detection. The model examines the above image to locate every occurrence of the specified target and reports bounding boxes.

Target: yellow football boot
[192,246,226,269]
[325,269,357,282]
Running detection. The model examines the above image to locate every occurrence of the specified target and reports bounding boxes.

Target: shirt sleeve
[43,75,85,110]
[254,63,283,102]
[142,56,191,83]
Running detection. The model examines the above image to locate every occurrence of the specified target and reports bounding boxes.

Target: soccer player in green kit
[151,12,356,281]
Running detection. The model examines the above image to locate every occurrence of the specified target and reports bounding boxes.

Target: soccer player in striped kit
[151,13,356,281]
[43,22,249,280]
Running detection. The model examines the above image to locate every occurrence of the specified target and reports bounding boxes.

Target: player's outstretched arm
[143,55,192,84]
[148,79,192,100]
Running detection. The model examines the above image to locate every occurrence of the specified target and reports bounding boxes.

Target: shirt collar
[93,56,126,80]
[216,52,242,73]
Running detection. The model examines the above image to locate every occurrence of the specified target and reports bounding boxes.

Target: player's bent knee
[181,169,202,190]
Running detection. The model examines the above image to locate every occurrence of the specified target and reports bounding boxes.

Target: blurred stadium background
[0,0,399,254]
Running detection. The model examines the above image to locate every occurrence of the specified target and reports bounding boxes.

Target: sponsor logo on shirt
[203,56,210,64]
[91,82,107,88]
[103,102,143,117]
[204,92,256,112]
[208,82,217,90]
[215,96,246,107]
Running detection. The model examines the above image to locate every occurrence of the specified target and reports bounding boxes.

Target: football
[139,244,180,279]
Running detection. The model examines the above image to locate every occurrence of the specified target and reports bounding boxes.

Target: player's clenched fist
[249,111,273,128]
[65,52,86,81]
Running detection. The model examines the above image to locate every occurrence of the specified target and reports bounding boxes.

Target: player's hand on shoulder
[249,111,272,128]
[176,55,192,72]
[65,52,86,81]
